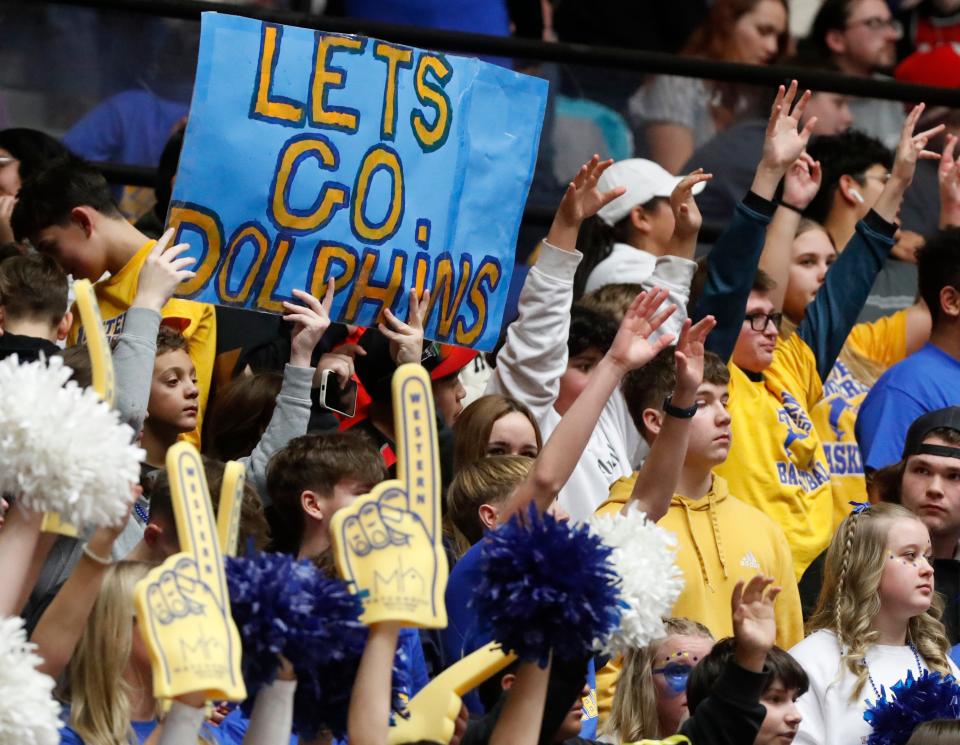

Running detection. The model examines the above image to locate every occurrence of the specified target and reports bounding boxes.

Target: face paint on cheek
[889,552,919,568]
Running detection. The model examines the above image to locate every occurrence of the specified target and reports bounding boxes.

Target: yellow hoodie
[592,472,804,723]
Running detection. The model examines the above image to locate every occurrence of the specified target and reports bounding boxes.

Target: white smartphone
[319,368,358,418]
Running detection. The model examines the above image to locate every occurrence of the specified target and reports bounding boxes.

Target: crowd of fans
[4,0,960,744]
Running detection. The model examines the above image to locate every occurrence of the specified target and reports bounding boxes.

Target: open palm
[675,315,717,396]
[763,81,816,172]
[556,155,624,227]
[732,575,781,655]
[608,288,677,372]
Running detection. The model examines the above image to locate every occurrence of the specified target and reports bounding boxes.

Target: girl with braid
[788,503,957,745]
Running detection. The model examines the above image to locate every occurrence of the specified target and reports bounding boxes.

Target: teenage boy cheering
[12,160,215,445]
[694,83,940,577]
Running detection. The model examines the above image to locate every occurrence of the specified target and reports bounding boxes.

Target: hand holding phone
[319,367,358,418]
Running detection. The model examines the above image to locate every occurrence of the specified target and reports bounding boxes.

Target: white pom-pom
[0,616,62,745]
[0,355,143,527]
[587,504,685,655]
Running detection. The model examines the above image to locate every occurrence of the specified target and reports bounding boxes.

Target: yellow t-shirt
[807,310,908,525]
[68,240,217,447]
[592,474,804,723]
[714,332,832,580]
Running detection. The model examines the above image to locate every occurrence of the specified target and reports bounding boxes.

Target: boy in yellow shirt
[760,132,931,515]
[12,159,215,445]
[593,348,803,721]
[692,87,936,577]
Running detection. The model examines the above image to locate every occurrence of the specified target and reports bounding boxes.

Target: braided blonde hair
[807,503,951,701]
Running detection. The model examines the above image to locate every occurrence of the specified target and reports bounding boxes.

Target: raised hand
[892,103,944,185]
[607,288,678,373]
[133,228,198,313]
[763,82,816,172]
[547,155,626,251]
[731,575,781,672]
[674,315,717,400]
[939,134,960,228]
[314,343,366,388]
[753,82,817,200]
[379,288,431,366]
[283,277,335,368]
[134,443,246,701]
[389,643,515,745]
[330,364,448,627]
[874,104,944,224]
[782,152,822,211]
[0,194,16,244]
[670,169,713,242]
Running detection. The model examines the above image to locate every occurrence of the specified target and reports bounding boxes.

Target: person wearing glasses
[692,84,938,581]
[800,0,906,150]
[757,128,940,533]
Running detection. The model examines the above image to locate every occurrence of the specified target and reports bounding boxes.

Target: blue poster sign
[169,12,548,350]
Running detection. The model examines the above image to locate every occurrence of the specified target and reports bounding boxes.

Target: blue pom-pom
[227,552,402,739]
[470,504,621,666]
[864,670,960,745]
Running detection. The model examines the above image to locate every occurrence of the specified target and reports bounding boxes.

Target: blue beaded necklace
[133,500,149,525]
[864,642,925,699]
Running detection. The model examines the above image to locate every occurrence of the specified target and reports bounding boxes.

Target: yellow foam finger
[388,643,515,745]
[217,461,245,557]
[43,279,117,536]
[73,279,116,406]
[392,364,439,535]
[134,443,245,701]
[330,365,447,627]
[40,511,79,537]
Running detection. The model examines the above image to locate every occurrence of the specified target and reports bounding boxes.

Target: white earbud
[850,188,865,204]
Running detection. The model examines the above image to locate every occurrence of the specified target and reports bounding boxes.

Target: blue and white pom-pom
[864,670,960,745]
[0,616,61,745]
[471,504,622,666]
[0,355,142,526]
[587,504,684,655]
[226,551,405,739]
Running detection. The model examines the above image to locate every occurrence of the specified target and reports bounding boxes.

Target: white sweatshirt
[584,242,657,295]
[789,629,960,745]
[486,241,695,520]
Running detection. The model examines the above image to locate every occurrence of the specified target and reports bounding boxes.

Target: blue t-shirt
[856,343,960,471]
[60,720,159,744]
[217,628,428,744]
[60,713,224,743]
[443,539,599,735]
[442,540,489,713]
[63,90,188,168]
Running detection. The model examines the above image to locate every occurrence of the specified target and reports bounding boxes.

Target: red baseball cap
[423,343,479,381]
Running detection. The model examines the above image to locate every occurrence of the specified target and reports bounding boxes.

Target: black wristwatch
[663,396,698,419]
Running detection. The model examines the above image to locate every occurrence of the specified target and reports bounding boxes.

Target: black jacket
[0,332,61,364]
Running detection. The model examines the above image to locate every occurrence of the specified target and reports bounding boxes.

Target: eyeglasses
[847,17,903,36]
[652,662,693,695]
[744,311,783,332]
[862,172,892,184]
[0,155,15,167]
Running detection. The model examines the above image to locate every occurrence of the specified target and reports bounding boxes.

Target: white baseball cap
[596,159,706,227]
